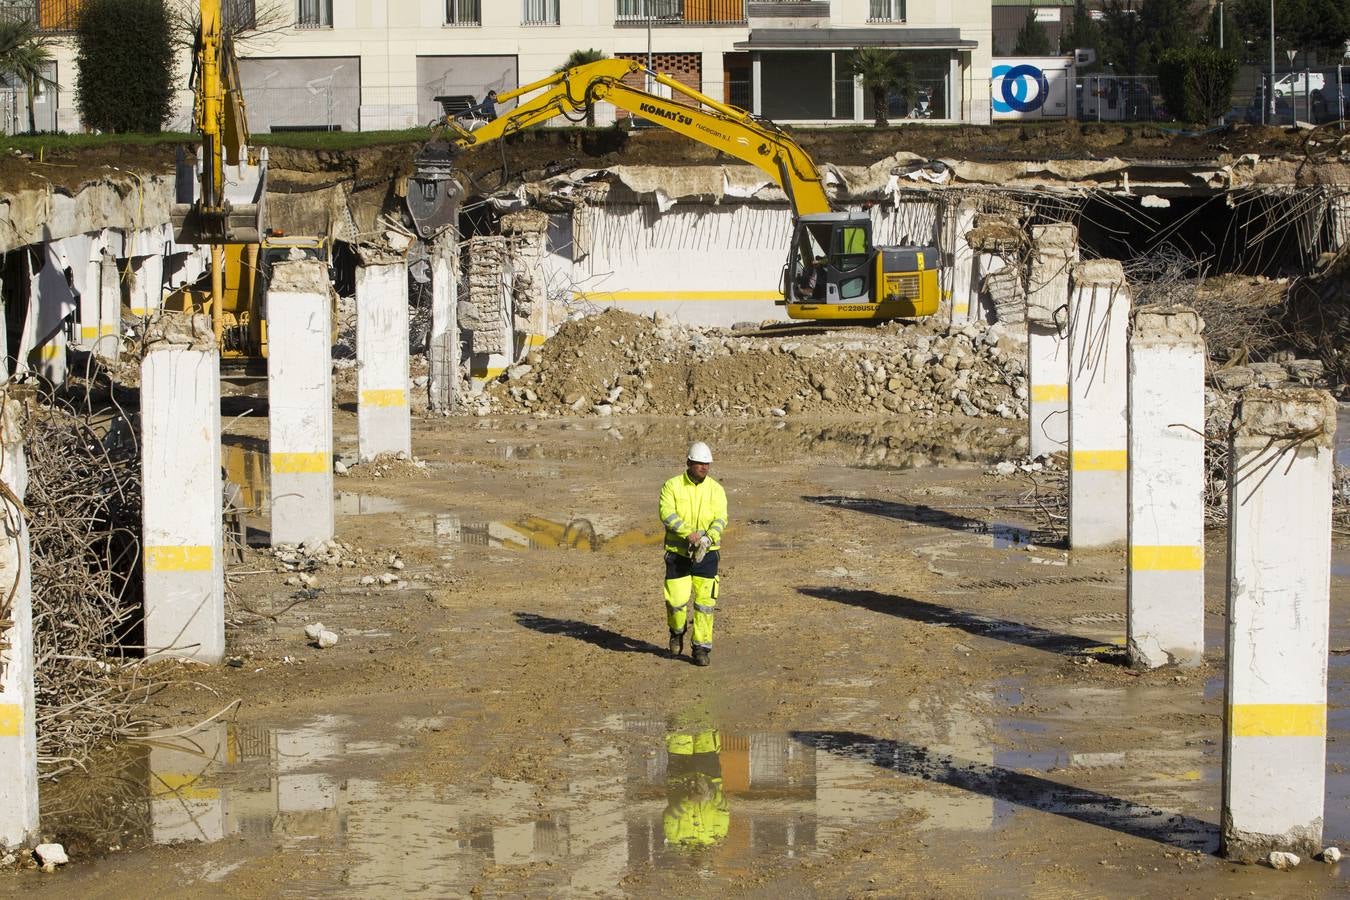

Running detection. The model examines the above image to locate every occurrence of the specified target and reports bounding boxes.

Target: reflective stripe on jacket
[659,472,728,556]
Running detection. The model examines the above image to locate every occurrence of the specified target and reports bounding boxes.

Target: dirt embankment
[2,120,1335,198]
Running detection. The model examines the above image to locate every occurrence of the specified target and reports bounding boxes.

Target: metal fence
[1077,75,1162,122]
[1234,67,1347,128]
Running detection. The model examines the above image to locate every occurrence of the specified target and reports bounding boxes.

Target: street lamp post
[1269,0,1276,121]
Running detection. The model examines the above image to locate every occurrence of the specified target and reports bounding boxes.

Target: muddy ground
[1,120,1338,196]
[2,402,1345,897]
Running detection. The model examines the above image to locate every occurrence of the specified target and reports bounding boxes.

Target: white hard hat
[687,441,713,464]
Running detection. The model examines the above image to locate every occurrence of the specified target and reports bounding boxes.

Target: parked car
[1271,71,1325,98]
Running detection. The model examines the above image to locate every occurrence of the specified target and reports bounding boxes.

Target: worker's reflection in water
[663,727,730,849]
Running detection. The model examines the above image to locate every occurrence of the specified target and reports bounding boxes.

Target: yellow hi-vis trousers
[664,549,719,649]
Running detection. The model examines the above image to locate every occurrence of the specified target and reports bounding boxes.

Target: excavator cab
[784,212,941,321]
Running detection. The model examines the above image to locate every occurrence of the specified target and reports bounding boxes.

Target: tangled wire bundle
[21,391,161,778]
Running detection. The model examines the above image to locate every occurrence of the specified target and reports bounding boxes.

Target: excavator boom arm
[445,58,832,216]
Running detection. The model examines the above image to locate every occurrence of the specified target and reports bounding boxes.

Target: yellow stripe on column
[37,345,59,361]
[150,773,221,801]
[145,545,214,572]
[100,324,117,336]
[1031,384,1068,402]
[953,303,969,314]
[0,703,22,737]
[80,325,100,340]
[271,452,329,474]
[1131,545,1204,571]
[524,333,547,347]
[1072,450,1127,471]
[1230,703,1326,737]
[360,389,407,407]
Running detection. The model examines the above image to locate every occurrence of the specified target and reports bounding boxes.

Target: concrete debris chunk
[1267,851,1300,871]
[33,844,68,868]
[316,629,339,649]
[1319,847,1342,863]
[304,622,326,641]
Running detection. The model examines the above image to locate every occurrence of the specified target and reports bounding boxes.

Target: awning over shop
[733,28,977,51]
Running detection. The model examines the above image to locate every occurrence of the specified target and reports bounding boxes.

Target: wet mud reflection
[793,731,1219,852]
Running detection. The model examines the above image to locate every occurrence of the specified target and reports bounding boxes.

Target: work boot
[668,630,685,657]
[692,646,711,667]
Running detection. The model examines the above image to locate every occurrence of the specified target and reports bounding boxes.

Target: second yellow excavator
[408,59,939,323]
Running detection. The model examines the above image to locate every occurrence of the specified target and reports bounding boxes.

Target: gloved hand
[691,534,712,564]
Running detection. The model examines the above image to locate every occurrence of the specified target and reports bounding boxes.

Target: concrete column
[1067,260,1131,548]
[0,396,38,848]
[1221,387,1337,861]
[355,258,411,461]
[96,252,121,362]
[266,261,334,546]
[428,234,459,414]
[141,314,225,663]
[128,254,165,318]
[34,327,66,383]
[949,203,977,325]
[501,211,550,358]
[76,238,105,350]
[1026,224,1076,458]
[466,236,511,393]
[1127,307,1206,669]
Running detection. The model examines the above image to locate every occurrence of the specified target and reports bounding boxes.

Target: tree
[845,47,914,128]
[1059,0,1103,65]
[1098,0,1146,74]
[556,48,606,126]
[1138,0,1201,73]
[1157,46,1238,122]
[1232,0,1350,66]
[0,18,55,134]
[1013,10,1053,56]
[76,0,176,132]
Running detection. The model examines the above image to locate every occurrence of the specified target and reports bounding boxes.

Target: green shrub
[1157,47,1238,124]
[75,0,175,133]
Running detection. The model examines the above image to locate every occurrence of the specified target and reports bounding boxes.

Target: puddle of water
[44,714,909,893]
[417,514,661,553]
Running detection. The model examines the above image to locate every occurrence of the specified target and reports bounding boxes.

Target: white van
[1272,71,1325,97]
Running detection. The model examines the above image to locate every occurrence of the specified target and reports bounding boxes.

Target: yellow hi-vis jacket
[659,472,728,557]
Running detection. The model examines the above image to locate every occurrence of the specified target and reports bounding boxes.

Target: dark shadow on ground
[514,612,669,658]
[803,495,1064,548]
[799,586,1121,660]
[792,730,1218,853]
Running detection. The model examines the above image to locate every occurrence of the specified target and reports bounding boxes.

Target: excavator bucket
[407,142,465,238]
[171,144,269,244]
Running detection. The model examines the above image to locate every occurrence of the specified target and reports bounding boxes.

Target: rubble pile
[480,309,1030,421]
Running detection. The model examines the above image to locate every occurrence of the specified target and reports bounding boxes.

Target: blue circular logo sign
[993,63,1049,114]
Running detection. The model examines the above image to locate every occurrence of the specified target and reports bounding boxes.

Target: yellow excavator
[408,58,939,322]
[168,0,328,363]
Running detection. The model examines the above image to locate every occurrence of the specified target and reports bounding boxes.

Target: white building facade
[23,0,992,134]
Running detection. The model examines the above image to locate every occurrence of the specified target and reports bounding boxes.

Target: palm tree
[845,47,914,128]
[555,48,607,126]
[0,18,55,134]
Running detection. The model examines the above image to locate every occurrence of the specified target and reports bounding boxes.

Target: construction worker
[663,727,729,849]
[658,441,728,666]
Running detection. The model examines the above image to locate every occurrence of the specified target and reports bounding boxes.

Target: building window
[446,0,480,26]
[522,0,558,26]
[224,0,256,31]
[868,0,904,22]
[615,0,681,22]
[297,0,332,28]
